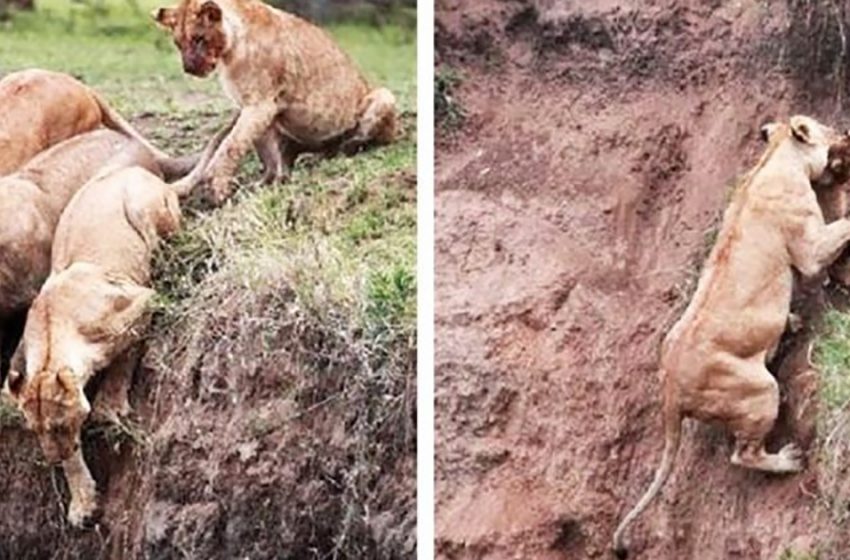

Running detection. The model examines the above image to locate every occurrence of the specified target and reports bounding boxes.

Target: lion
[0,69,175,176]
[612,116,850,557]
[153,0,398,204]
[0,130,196,389]
[4,161,181,527]
[761,121,850,298]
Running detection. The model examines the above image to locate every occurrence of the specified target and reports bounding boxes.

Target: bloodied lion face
[154,0,229,78]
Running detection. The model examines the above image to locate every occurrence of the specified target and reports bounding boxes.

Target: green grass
[0,0,416,115]
[435,65,464,129]
[812,310,850,414]
[811,308,850,539]
[0,397,23,428]
[779,549,819,560]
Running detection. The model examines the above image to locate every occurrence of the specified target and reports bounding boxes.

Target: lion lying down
[0,129,196,385]
[613,116,850,556]
[4,155,181,526]
[0,69,172,176]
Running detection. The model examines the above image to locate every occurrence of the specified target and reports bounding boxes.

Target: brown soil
[0,242,415,559]
[436,1,850,559]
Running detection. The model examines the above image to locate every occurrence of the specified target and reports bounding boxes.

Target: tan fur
[613,116,850,556]
[5,166,180,527]
[0,131,132,382]
[154,0,399,203]
[0,69,173,176]
[764,121,850,285]
[0,129,194,385]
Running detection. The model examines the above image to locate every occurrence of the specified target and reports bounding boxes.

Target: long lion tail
[612,402,682,558]
[90,89,170,160]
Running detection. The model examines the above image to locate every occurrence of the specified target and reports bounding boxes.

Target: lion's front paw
[67,491,99,528]
[777,442,805,473]
[206,178,235,207]
[259,166,290,186]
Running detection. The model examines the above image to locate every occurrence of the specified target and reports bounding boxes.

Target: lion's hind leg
[341,88,398,155]
[92,347,140,424]
[254,125,286,185]
[721,360,804,473]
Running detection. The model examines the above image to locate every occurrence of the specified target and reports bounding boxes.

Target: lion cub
[0,69,170,176]
[154,0,398,203]
[613,116,850,556]
[5,161,180,527]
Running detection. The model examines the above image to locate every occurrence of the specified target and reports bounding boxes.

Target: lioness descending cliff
[5,154,181,527]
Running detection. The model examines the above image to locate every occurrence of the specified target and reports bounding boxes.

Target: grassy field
[0,0,416,341]
[0,0,415,114]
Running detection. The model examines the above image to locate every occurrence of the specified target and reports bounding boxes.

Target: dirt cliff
[436,1,850,558]
[0,125,417,560]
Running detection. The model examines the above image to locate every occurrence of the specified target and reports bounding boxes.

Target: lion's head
[7,367,90,463]
[760,116,850,187]
[153,0,229,78]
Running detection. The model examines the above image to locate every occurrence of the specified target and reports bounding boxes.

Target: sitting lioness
[4,160,181,527]
[0,69,170,176]
[0,129,196,386]
[613,116,850,556]
[153,0,398,203]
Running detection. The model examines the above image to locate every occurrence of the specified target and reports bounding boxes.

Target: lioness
[760,120,850,294]
[0,69,170,176]
[613,116,850,556]
[4,161,180,527]
[0,130,195,386]
[153,0,398,203]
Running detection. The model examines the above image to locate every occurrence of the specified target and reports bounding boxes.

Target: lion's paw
[67,494,99,528]
[777,442,805,473]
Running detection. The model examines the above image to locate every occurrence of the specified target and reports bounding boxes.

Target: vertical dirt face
[0,284,415,559]
[436,1,850,558]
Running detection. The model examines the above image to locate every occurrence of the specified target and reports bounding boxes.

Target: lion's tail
[89,88,170,160]
[89,88,204,181]
[612,400,682,558]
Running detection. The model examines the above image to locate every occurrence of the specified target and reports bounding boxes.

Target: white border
[416,0,435,557]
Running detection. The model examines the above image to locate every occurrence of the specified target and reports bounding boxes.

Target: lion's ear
[57,368,90,416]
[199,1,222,25]
[791,116,813,145]
[760,122,780,143]
[152,6,178,29]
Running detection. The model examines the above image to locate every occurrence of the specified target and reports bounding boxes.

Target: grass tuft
[435,65,465,129]
[813,310,850,413]
[0,397,23,428]
[811,309,850,534]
